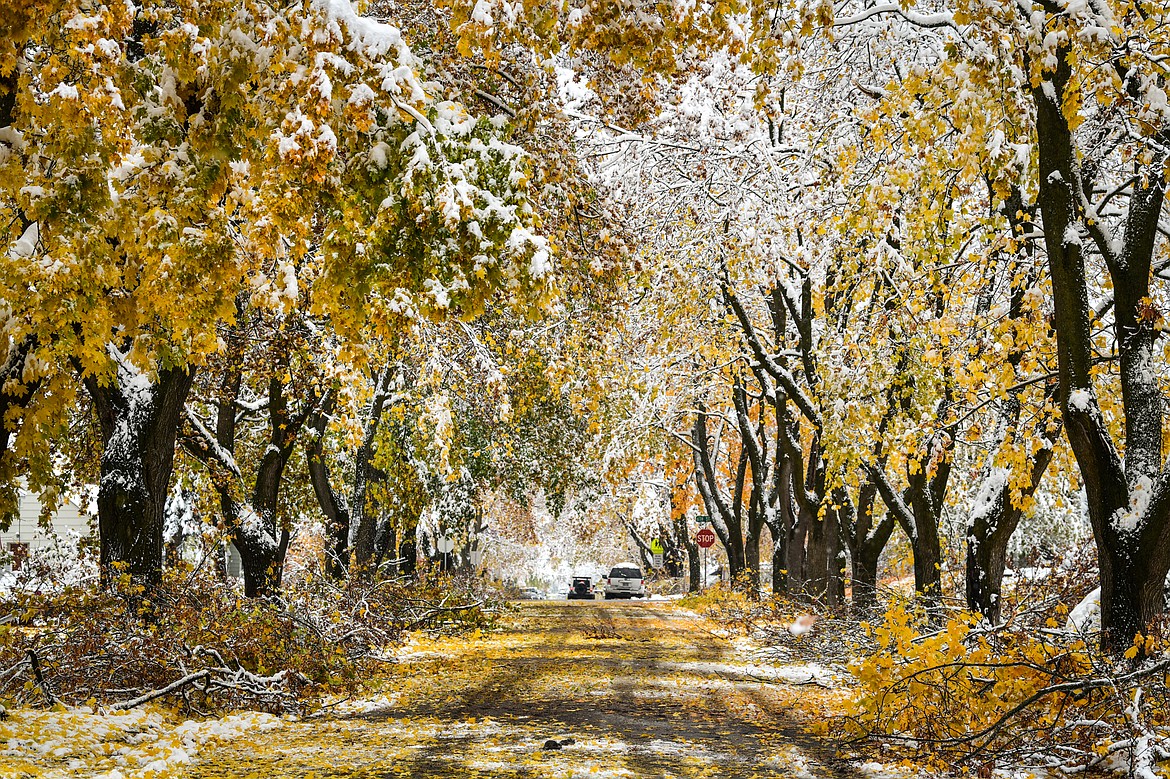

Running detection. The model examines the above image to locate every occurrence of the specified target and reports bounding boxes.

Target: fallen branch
[405,600,484,630]
[26,650,56,706]
[112,670,211,710]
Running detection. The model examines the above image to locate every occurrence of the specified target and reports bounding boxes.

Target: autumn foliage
[848,599,1170,772]
[0,564,497,713]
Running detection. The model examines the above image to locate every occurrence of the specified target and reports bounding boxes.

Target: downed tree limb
[404,600,485,631]
[112,670,211,710]
[26,650,56,706]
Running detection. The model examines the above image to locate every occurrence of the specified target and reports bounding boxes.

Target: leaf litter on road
[5,601,854,778]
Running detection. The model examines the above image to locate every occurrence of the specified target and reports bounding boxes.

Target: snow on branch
[833,4,959,30]
[182,405,243,481]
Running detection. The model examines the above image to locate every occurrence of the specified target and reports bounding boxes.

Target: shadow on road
[183,600,856,779]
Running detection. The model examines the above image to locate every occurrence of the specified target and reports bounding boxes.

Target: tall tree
[180,307,323,596]
[2,0,550,588]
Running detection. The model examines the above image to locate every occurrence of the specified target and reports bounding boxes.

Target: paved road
[186,600,853,778]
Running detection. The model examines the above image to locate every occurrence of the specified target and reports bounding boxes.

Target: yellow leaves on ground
[0,705,283,779]
[158,600,850,777]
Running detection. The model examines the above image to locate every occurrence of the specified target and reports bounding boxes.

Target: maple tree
[1,0,552,588]
[799,0,1170,647]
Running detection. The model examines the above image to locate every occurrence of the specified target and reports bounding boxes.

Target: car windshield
[572,578,590,586]
[609,567,641,579]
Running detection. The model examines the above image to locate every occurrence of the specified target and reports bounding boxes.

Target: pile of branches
[843,565,1170,777]
[682,584,863,666]
[682,563,1170,775]
[0,565,498,714]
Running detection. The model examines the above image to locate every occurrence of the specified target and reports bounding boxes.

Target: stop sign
[695,527,716,549]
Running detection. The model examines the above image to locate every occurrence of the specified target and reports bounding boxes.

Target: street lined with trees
[6,0,1170,772]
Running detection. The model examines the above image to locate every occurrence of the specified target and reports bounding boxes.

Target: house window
[7,542,29,570]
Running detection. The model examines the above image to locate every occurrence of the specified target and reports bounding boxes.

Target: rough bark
[86,354,194,588]
[1032,44,1170,650]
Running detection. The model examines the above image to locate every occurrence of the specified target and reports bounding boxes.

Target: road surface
[185,600,853,778]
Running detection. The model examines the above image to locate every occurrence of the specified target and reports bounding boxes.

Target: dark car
[567,576,595,600]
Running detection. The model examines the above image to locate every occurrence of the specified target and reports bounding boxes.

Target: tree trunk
[769,457,797,595]
[626,520,655,572]
[691,406,746,585]
[965,436,1057,623]
[399,534,417,575]
[852,541,883,612]
[804,510,829,601]
[653,520,682,578]
[851,513,895,612]
[848,479,894,613]
[828,505,847,605]
[680,520,701,592]
[87,360,194,589]
[786,505,809,596]
[966,517,1012,624]
[180,327,314,597]
[744,522,761,593]
[374,519,395,571]
[234,513,290,598]
[1031,46,1170,651]
[910,522,942,605]
[869,457,946,612]
[307,392,351,579]
[768,544,782,594]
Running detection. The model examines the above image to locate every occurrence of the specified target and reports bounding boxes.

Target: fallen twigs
[404,600,486,631]
[0,563,501,714]
[112,670,212,710]
[844,592,1170,776]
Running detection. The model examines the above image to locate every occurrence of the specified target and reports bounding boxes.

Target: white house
[0,487,93,571]
[0,485,246,583]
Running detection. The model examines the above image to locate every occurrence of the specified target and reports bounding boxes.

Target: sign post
[437,534,455,571]
[695,527,716,590]
[649,538,665,571]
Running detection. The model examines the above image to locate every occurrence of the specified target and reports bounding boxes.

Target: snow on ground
[765,745,818,778]
[0,705,283,778]
[1066,586,1101,634]
[856,761,916,779]
[654,659,839,685]
[320,692,401,716]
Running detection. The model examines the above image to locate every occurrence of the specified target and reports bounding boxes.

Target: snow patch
[970,468,1009,523]
[1066,586,1101,634]
[1111,475,1153,535]
[8,222,38,259]
[1069,388,1092,412]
